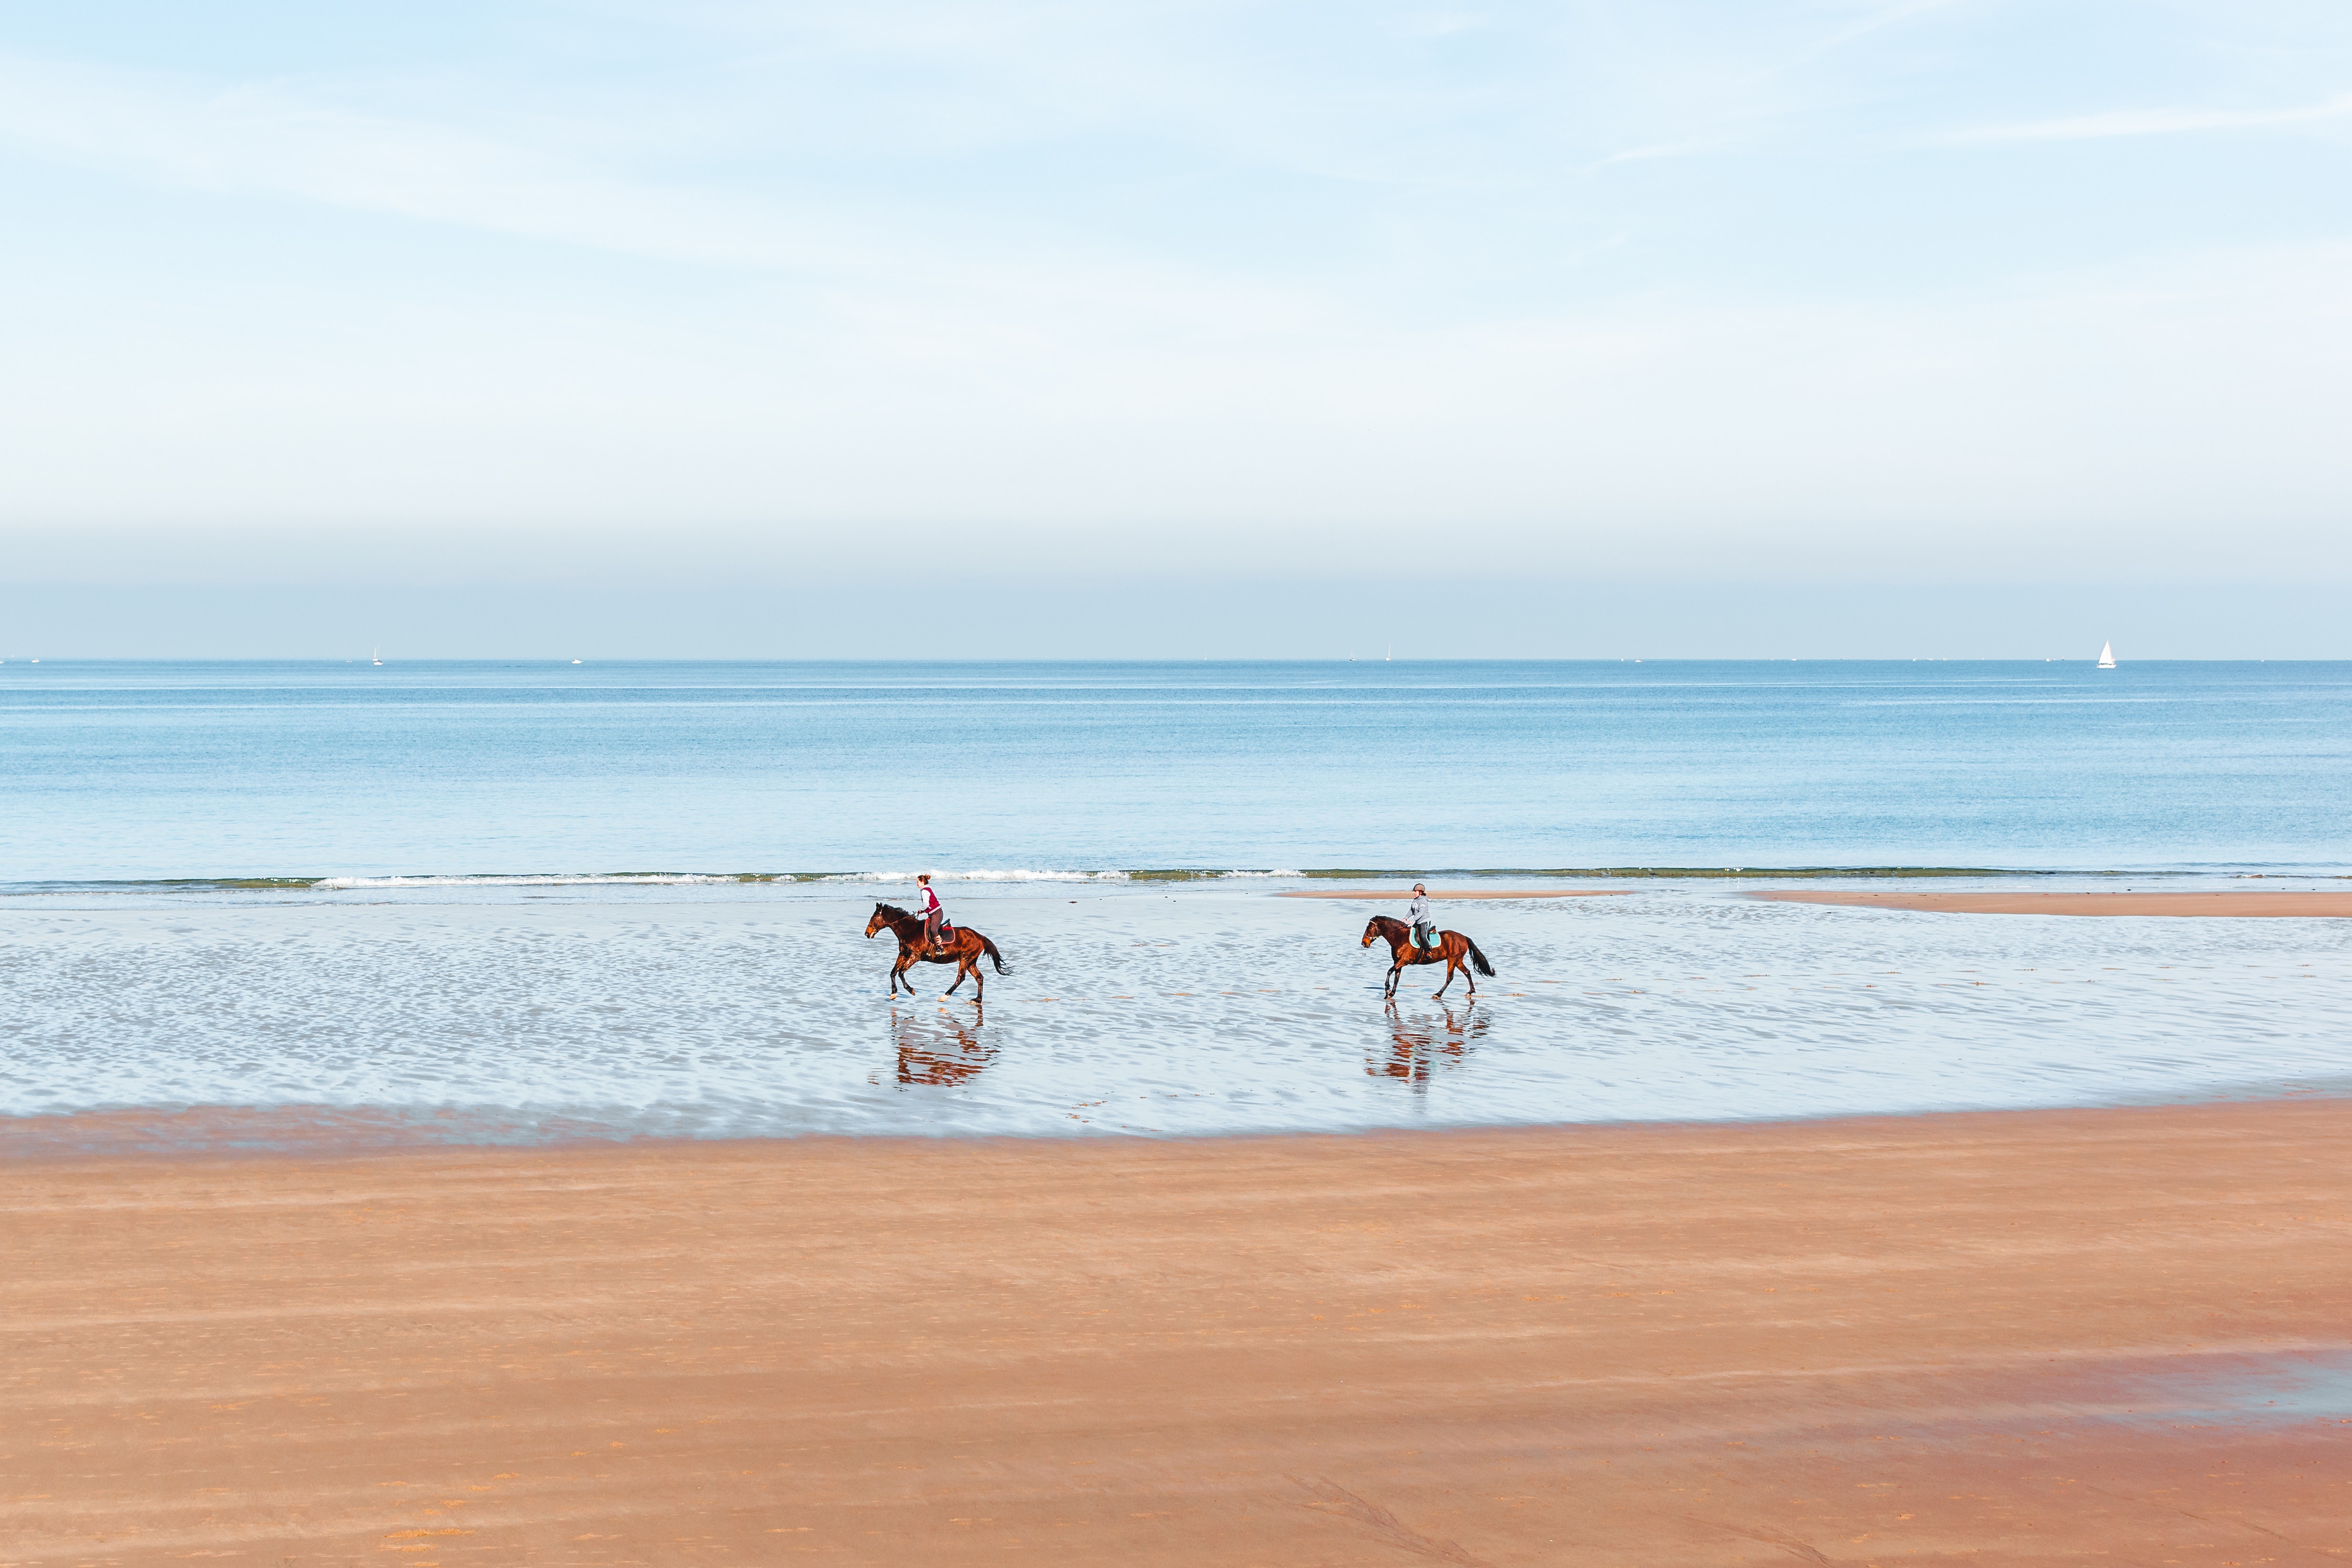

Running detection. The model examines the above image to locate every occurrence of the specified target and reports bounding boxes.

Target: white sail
[2097,640,2115,669]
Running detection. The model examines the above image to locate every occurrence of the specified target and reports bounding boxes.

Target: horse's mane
[874,901,911,919]
[1365,912,1407,932]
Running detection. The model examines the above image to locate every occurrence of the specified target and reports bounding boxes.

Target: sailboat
[2097,640,2116,669]
[372,646,383,667]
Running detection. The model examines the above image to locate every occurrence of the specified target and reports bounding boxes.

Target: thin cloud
[0,51,853,271]
[0,49,1329,332]
[1945,93,2352,145]
[1767,0,1975,75]
[1581,135,1744,172]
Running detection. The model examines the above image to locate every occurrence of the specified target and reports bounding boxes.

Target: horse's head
[866,901,905,938]
[1362,915,1392,948]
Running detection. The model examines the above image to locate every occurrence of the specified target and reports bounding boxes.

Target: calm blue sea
[5,659,2350,881]
[5,660,2349,1146]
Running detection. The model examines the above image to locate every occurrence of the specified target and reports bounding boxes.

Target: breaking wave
[21,868,2309,899]
[817,869,1134,884]
[8,868,1313,895]
[310,873,744,890]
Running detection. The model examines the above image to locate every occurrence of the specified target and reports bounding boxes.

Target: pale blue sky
[2,2,2349,654]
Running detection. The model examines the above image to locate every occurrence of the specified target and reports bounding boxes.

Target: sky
[2,0,2349,657]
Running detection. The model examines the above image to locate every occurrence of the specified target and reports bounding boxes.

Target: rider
[1408,882,1435,949]
[915,873,948,951]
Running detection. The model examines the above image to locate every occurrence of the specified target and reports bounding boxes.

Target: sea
[4,659,2349,1149]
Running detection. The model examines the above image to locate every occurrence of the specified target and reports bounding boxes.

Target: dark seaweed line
[5,866,2315,896]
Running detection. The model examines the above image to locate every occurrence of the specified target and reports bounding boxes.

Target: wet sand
[7,1102,2351,1566]
[1753,889,2352,917]
[1276,888,1634,900]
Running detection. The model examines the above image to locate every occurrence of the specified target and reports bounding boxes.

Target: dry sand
[7,1102,2351,1566]
[1753,889,2352,917]
[1276,888,1633,900]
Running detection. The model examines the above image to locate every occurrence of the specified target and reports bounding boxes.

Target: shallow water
[6,880,2348,1146]
[2089,1350,2352,1428]
[10,659,2350,1145]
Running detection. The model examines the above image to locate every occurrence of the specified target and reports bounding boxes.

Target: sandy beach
[8,1101,2349,1565]
[1752,889,2352,917]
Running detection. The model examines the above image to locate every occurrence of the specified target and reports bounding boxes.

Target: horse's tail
[980,934,1010,974]
[1462,935,1496,977]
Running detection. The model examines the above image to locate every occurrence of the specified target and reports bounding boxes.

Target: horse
[867,902,1010,1000]
[1361,913,1495,999]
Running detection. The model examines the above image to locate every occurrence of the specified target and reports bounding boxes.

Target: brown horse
[868,902,1010,1000]
[1361,913,1495,999]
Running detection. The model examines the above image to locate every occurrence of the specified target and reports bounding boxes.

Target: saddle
[931,920,956,948]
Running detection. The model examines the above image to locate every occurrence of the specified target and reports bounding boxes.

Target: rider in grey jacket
[1408,883,1435,948]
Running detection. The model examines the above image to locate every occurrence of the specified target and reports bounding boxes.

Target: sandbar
[1277,888,1634,900]
[7,1101,2349,1563]
[1753,888,2352,916]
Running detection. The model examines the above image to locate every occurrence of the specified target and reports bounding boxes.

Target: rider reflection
[1371,998,1490,1092]
[888,1005,995,1086]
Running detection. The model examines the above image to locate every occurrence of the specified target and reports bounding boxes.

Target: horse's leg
[892,949,914,996]
[1433,950,1455,998]
[970,945,984,1002]
[1460,938,1477,996]
[943,957,963,997]
[1386,956,1403,998]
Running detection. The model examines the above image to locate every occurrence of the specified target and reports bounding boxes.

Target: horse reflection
[1371,998,1490,1090]
[891,1006,996,1086]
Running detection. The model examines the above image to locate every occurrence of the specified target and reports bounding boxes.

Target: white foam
[106,868,1303,892]
[311,873,741,890]
[822,869,1303,883]
[821,869,1134,884]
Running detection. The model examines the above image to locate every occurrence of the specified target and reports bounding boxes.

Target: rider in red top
[915,874,947,951]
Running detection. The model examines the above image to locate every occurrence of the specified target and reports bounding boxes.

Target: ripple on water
[2,886,2350,1147]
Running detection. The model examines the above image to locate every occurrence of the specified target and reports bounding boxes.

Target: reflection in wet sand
[887,1006,996,1087]
[10,888,2352,1141]
[1372,999,1490,1093]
